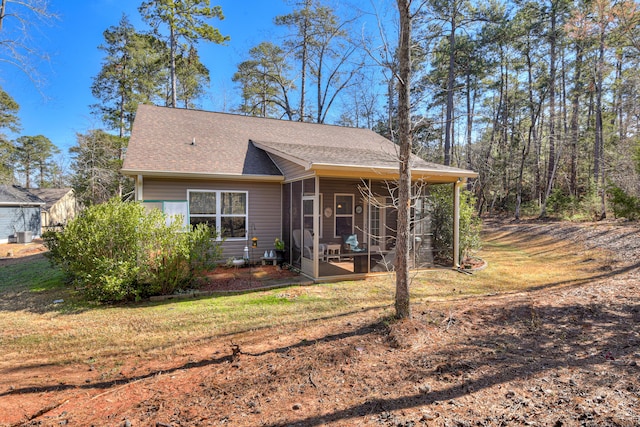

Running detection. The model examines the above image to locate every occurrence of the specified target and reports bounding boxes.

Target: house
[0,185,45,244]
[122,104,478,281]
[28,188,77,232]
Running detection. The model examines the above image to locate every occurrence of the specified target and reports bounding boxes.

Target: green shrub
[45,199,222,302]
[608,185,640,220]
[428,184,481,263]
[546,188,575,216]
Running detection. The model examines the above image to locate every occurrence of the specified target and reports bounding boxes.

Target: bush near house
[429,185,481,262]
[44,198,222,302]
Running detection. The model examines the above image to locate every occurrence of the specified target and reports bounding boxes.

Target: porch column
[313,176,320,278]
[453,179,463,268]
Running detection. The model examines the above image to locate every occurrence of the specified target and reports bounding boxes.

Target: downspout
[453,179,463,268]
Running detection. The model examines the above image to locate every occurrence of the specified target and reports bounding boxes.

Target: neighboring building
[0,185,45,244]
[122,104,478,281]
[29,188,77,231]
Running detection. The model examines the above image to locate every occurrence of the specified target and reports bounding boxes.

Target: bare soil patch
[0,240,47,266]
[2,218,639,426]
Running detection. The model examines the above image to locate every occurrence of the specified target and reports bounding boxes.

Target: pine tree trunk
[170,24,177,108]
[395,0,412,320]
[541,4,557,218]
[595,30,605,219]
[569,45,582,197]
[444,12,456,166]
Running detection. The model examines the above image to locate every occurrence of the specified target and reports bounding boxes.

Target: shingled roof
[28,188,73,210]
[0,185,45,206]
[122,104,477,182]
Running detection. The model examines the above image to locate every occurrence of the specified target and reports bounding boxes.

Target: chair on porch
[292,229,309,263]
[293,229,326,262]
[342,234,366,253]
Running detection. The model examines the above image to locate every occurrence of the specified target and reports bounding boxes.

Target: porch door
[301,195,318,277]
[369,198,387,250]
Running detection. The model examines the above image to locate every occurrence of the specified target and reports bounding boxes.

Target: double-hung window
[188,190,247,239]
[334,194,354,237]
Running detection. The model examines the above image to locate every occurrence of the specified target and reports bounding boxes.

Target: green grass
[0,257,65,292]
[0,228,603,372]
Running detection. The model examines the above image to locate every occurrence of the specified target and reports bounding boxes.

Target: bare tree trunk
[594,29,606,219]
[395,0,412,319]
[465,72,473,170]
[444,10,457,166]
[298,0,311,121]
[541,3,557,218]
[169,24,177,108]
[387,73,395,141]
[569,45,582,197]
[0,0,6,31]
[516,37,542,220]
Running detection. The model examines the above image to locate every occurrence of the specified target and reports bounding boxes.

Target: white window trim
[334,193,354,238]
[188,189,248,241]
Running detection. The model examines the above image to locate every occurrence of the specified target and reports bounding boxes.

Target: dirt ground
[0,239,47,266]
[2,218,639,427]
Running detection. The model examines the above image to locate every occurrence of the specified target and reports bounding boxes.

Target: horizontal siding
[317,178,367,245]
[0,206,41,242]
[142,178,282,262]
[268,153,313,181]
[311,179,398,248]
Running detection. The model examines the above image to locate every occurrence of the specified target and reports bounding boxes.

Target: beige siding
[312,179,397,249]
[42,191,77,227]
[142,178,282,262]
[317,178,368,246]
[267,153,313,181]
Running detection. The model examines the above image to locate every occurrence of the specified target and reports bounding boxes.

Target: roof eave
[0,202,45,206]
[310,163,478,182]
[121,169,284,182]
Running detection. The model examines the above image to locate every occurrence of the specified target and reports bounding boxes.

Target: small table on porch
[325,244,341,262]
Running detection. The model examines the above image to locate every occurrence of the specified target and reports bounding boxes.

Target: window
[335,194,353,237]
[141,201,189,228]
[188,190,247,239]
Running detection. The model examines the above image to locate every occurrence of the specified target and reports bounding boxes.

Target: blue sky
[3,0,300,154]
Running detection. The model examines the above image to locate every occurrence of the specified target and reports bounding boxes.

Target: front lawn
[0,224,601,372]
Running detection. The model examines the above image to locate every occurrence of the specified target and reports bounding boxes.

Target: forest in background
[0,0,639,220]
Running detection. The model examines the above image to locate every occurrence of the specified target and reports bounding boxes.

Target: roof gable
[27,188,73,210]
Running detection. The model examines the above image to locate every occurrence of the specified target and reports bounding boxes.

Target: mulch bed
[198,264,301,292]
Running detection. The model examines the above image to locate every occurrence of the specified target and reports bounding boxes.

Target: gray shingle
[123,105,477,179]
[0,185,45,205]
